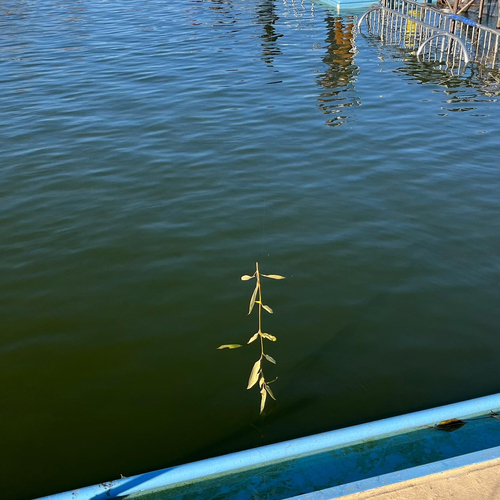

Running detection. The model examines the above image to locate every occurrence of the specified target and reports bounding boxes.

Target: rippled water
[1,1,500,498]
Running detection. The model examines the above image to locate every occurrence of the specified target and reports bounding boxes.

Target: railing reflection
[257,0,283,66]
[282,0,315,24]
[207,0,237,25]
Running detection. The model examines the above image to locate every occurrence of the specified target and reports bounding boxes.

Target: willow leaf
[259,376,265,389]
[247,360,261,389]
[435,419,466,432]
[264,354,276,364]
[217,344,242,350]
[262,274,285,280]
[265,384,276,400]
[260,387,267,414]
[261,333,277,341]
[241,275,254,281]
[262,304,273,314]
[247,332,260,344]
[248,283,259,315]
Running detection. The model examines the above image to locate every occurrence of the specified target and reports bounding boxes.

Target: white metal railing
[358,0,500,75]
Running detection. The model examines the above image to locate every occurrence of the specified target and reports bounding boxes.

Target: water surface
[1,1,500,498]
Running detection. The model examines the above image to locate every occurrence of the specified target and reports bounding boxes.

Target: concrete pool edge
[35,393,500,500]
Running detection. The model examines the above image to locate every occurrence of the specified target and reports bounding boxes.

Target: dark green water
[1,1,500,499]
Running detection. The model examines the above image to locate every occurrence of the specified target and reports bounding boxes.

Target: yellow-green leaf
[217,344,242,350]
[262,274,285,280]
[241,275,254,281]
[260,387,267,414]
[247,360,261,389]
[262,304,273,314]
[247,332,259,344]
[435,419,466,432]
[248,283,259,315]
[261,333,277,341]
[265,384,276,400]
[259,376,265,389]
[264,354,276,364]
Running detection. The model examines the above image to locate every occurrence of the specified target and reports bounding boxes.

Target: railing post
[477,0,485,24]
[357,0,499,71]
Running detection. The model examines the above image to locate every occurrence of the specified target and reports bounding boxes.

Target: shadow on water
[317,15,361,126]
[256,0,283,66]
[173,293,387,469]
[83,396,317,500]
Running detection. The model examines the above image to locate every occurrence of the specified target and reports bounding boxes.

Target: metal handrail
[358,4,471,66]
[357,0,500,72]
[417,33,470,63]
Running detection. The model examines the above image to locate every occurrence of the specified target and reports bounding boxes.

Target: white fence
[358,0,500,75]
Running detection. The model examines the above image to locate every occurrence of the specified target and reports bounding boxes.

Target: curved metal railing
[357,0,500,75]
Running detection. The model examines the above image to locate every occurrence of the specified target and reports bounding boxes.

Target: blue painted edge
[287,444,500,499]
[35,393,500,500]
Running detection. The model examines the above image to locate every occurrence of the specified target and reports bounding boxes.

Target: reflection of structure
[186,0,235,27]
[317,16,360,126]
[256,0,283,66]
[282,0,316,23]
[207,0,236,24]
[386,48,500,99]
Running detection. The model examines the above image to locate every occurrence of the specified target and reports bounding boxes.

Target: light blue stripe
[35,393,500,500]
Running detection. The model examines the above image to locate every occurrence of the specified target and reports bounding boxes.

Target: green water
[1,0,500,498]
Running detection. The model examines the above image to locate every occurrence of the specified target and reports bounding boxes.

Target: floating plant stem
[218,262,284,414]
